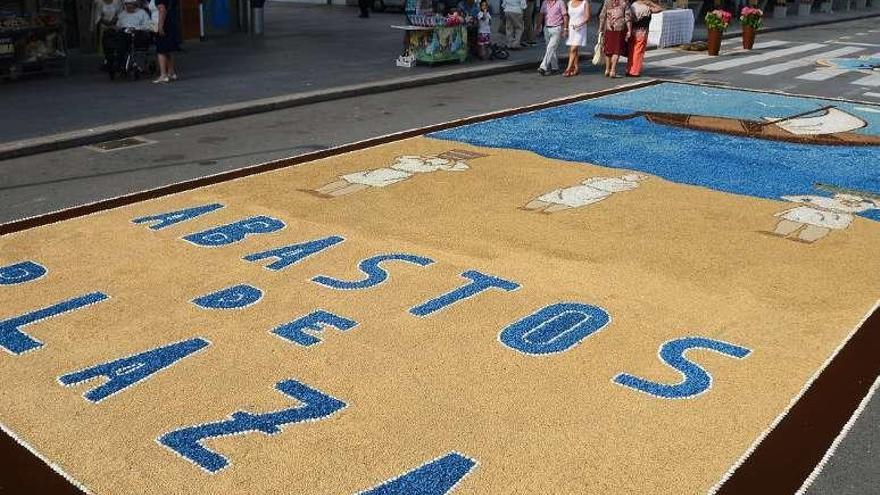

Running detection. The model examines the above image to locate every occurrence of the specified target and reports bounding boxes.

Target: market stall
[392,0,467,67]
[0,0,68,79]
[647,8,694,48]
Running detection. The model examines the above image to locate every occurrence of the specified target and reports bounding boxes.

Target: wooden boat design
[597,106,880,146]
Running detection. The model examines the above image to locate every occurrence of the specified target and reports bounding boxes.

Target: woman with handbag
[627,0,662,77]
[597,0,632,78]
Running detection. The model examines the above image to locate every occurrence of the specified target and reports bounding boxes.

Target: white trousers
[540,25,562,71]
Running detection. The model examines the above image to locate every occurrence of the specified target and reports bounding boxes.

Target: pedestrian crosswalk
[642,38,880,100]
[853,73,880,87]
[745,46,864,75]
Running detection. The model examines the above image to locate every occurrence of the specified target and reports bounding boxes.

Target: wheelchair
[102,28,156,80]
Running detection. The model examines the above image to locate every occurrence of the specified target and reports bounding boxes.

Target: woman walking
[597,0,632,78]
[563,0,590,76]
[153,0,181,83]
[627,0,662,77]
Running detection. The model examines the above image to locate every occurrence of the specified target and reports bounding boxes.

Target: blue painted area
[360,452,477,495]
[823,57,880,71]
[430,83,880,222]
[59,337,209,403]
[613,336,751,399]
[0,292,109,355]
[499,302,610,355]
[243,236,344,271]
[273,310,358,347]
[132,203,224,230]
[159,379,346,473]
[0,261,47,285]
[183,216,285,247]
[313,253,434,290]
[410,270,519,317]
[192,284,263,309]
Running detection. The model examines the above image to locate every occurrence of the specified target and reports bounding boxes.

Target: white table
[647,9,695,48]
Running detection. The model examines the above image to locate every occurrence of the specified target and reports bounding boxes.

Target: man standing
[535,0,568,74]
[358,0,370,18]
[503,0,526,49]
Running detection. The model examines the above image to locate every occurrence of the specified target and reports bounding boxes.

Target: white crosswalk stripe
[642,39,740,60]
[864,92,880,98]
[692,43,827,71]
[797,68,849,81]
[853,74,880,87]
[831,41,880,47]
[745,46,865,75]
[650,41,788,67]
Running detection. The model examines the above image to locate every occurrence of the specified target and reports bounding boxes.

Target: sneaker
[537,67,546,76]
[169,73,178,81]
[152,76,170,84]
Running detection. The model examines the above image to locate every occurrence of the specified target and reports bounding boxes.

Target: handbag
[592,31,604,65]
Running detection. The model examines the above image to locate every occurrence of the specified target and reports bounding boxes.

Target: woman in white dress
[563,0,590,77]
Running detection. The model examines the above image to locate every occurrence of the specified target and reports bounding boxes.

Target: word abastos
[0,203,751,479]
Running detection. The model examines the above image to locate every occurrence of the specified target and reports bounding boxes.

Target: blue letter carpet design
[0,82,878,494]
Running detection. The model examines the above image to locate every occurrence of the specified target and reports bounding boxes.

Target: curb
[0,58,536,162]
[1,10,877,162]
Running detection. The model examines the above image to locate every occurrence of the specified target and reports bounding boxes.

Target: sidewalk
[0,1,876,156]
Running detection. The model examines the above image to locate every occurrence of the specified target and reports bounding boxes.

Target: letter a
[244,236,344,271]
[59,338,210,403]
[132,203,224,230]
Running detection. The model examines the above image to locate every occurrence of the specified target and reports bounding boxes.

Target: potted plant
[798,0,812,16]
[705,9,732,55]
[740,7,763,49]
[774,0,788,17]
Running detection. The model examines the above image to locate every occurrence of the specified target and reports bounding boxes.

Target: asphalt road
[1,17,878,494]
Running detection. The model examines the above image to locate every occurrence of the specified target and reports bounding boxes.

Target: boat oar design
[596,106,880,146]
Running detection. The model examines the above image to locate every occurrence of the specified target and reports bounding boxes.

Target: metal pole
[198,0,206,40]
[252,6,264,35]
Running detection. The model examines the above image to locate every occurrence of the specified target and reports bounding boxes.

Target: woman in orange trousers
[627,0,663,77]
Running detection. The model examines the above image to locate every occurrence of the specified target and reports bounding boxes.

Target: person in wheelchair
[103,0,151,76]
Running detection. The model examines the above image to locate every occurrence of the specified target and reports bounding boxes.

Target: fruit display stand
[0,0,68,80]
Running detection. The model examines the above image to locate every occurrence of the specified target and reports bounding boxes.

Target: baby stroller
[103,28,156,80]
